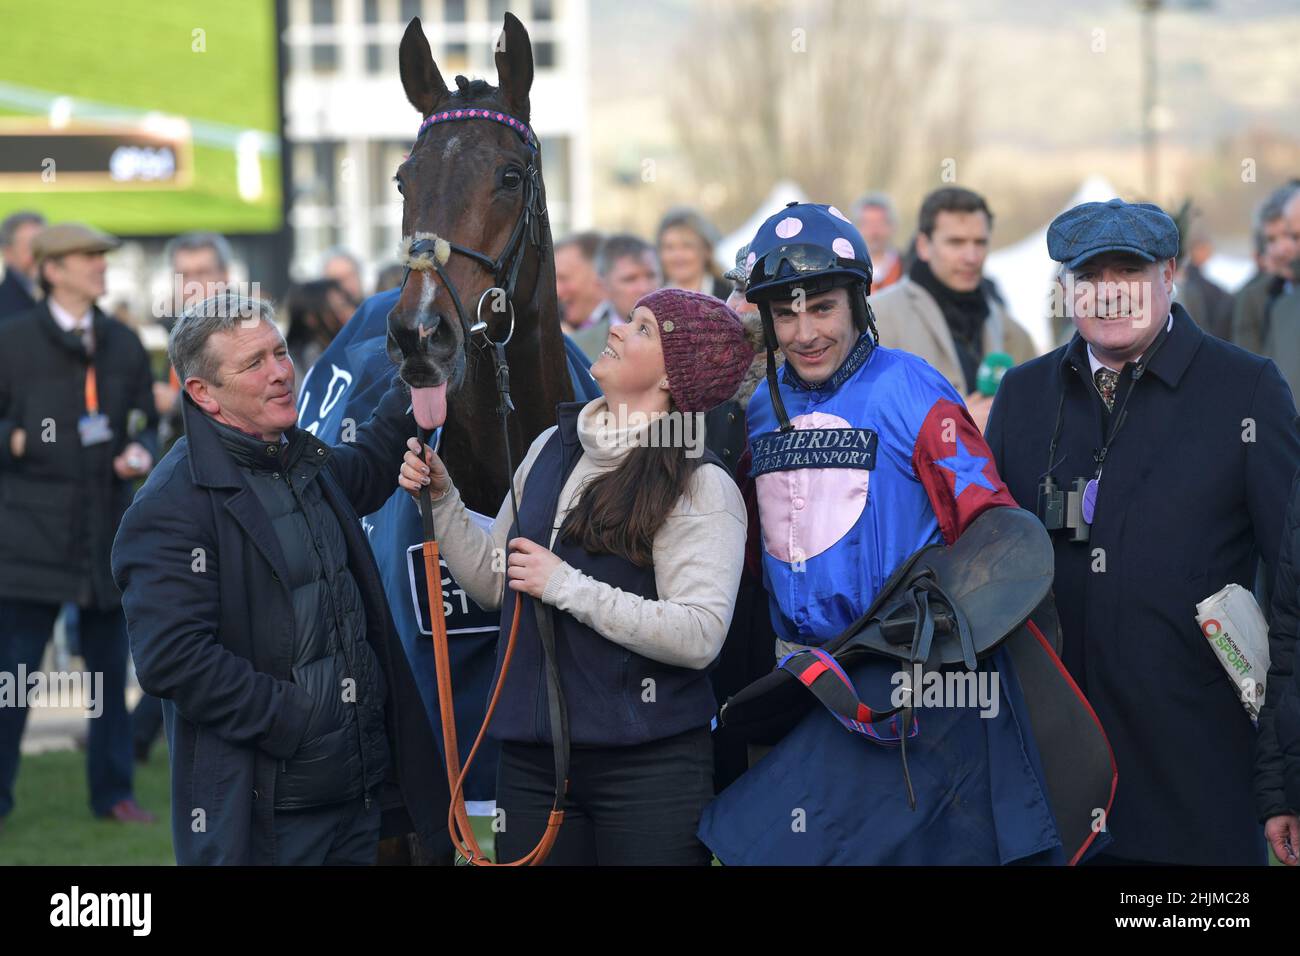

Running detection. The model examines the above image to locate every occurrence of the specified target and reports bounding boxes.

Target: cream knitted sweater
[427,398,748,670]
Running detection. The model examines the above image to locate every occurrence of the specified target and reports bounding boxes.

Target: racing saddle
[720,506,1054,750]
[719,506,1117,862]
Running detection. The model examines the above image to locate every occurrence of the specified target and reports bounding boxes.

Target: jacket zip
[286,471,373,801]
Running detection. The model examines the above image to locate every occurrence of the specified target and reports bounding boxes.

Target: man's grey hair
[595,234,655,278]
[850,192,897,224]
[164,231,233,272]
[169,292,276,387]
[321,246,362,272]
[555,230,603,262]
[1251,182,1300,257]
[0,210,46,248]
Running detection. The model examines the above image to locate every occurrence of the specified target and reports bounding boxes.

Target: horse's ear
[399,17,449,117]
[493,12,533,122]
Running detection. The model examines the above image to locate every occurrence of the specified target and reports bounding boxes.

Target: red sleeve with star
[912,399,1017,545]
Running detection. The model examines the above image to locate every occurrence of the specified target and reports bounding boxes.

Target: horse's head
[390,13,541,429]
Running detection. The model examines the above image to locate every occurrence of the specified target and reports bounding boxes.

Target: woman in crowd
[656,207,730,299]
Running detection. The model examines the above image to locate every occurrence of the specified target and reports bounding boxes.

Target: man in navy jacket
[112,292,447,864]
[0,211,44,323]
[987,198,1300,865]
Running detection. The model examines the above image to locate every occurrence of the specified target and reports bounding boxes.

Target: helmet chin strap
[758,301,795,433]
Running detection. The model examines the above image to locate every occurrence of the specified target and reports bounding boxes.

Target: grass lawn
[0,749,175,865]
[0,748,498,865]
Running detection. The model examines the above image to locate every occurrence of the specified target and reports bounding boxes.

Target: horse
[388,12,574,516]
[298,13,596,863]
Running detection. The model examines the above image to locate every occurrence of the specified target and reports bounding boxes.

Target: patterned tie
[1094,367,1119,411]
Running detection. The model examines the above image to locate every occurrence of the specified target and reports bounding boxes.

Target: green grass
[0,748,499,866]
[0,0,279,130]
[0,749,175,865]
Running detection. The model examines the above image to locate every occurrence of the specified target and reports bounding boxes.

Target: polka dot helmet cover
[744,202,875,303]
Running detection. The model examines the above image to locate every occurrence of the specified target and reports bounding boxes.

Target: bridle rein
[400,106,570,866]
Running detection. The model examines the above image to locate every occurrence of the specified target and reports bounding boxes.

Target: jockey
[697,203,1074,865]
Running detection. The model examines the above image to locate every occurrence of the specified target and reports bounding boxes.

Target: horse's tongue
[411,383,447,429]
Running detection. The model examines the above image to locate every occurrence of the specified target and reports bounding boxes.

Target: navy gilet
[488,402,727,747]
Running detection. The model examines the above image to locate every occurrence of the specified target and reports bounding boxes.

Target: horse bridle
[402,106,570,867]
[398,107,546,354]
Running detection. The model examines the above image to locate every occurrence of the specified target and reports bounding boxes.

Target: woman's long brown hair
[558,411,701,568]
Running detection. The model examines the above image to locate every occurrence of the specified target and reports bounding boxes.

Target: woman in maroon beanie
[399,288,754,865]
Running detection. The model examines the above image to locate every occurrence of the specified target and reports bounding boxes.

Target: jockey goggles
[747,243,872,300]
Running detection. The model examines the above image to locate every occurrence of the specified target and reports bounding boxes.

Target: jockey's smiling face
[769,286,855,385]
[187,319,299,441]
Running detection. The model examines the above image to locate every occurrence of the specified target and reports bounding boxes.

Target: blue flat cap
[1047,197,1179,270]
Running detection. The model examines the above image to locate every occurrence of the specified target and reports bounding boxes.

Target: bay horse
[387,13,575,864]
[389,13,573,516]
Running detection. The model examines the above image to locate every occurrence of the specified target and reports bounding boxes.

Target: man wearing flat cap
[986,198,1300,865]
[0,222,159,830]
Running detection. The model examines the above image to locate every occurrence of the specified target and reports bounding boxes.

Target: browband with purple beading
[417,107,538,150]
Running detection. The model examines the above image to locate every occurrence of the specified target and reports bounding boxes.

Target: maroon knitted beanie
[634,288,754,413]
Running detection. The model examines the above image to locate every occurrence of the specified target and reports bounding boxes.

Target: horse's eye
[502,169,522,190]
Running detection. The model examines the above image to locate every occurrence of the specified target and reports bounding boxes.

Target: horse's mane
[450,75,501,105]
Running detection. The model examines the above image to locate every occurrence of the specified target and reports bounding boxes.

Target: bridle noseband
[398,107,545,353]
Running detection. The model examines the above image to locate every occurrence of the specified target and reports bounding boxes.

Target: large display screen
[0,0,283,235]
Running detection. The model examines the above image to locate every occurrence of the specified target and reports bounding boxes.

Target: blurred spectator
[1255,190,1300,399]
[554,231,605,332]
[1233,182,1299,354]
[0,223,158,829]
[1176,228,1234,340]
[285,278,354,382]
[872,187,1035,432]
[322,248,365,308]
[164,231,234,315]
[571,234,660,362]
[723,243,759,320]
[374,260,407,294]
[852,193,904,292]
[156,232,236,449]
[705,241,781,793]
[656,207,728,298]
[0,211,46,322]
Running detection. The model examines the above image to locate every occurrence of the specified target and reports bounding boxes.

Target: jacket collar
[898,277,1013,372]
[781,330,875,393]
[33,301,108,359]
[181,393,331,489]
[555,400,586,452]
[1058,302,1201,389]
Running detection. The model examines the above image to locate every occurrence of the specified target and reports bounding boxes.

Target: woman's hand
[399,437,452,501]
[507,537,564,599]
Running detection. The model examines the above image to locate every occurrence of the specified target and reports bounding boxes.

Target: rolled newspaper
[1195,583,1269,723]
